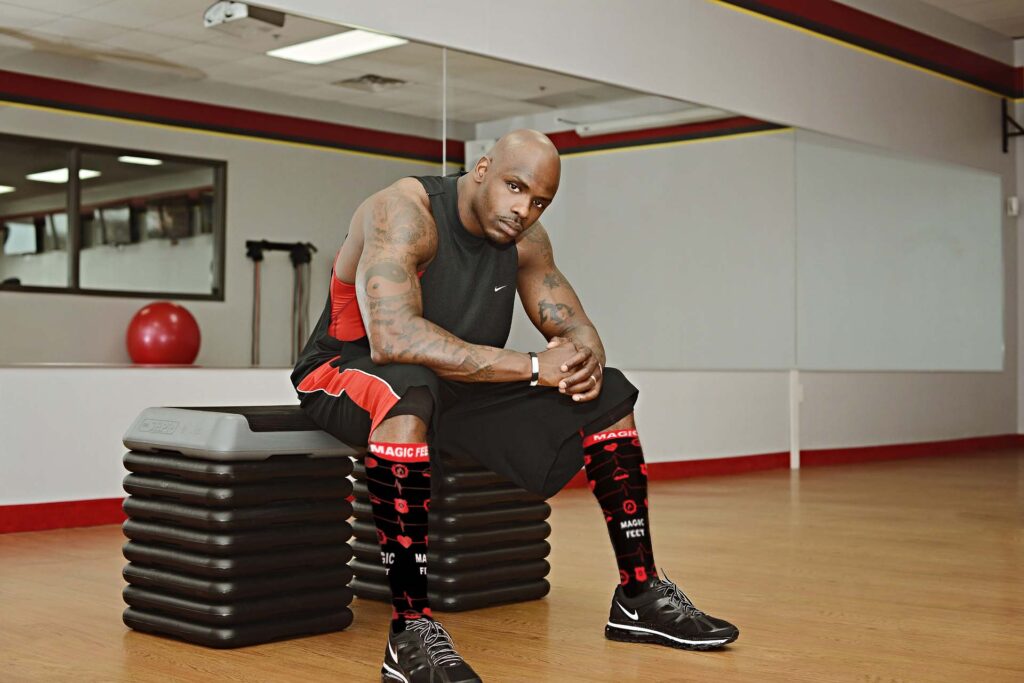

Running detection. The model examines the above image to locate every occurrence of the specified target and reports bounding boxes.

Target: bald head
[486,129,561,179]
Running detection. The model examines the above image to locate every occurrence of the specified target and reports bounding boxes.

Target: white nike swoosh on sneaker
[381,661,407,682]
[384,643,407,682]
[616,601,639,620]
[494,285,508,292]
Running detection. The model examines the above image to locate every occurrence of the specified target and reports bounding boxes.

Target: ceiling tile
[232,54,316,76]
[31,16,125,42]
[99,29,193,54]
[385,100,447,119]
[0,4,63,30]
[460,101,555,118]
[203,61,284,85]
[0,0,113,13]
[73,0,200,29]
[157,42,250,69]
[203,15,342,54]
[331,55,442,85]
[298,84,376,105]
[147,15,221,44]
[250,76,319,95]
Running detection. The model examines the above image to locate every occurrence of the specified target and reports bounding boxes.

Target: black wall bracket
[245,239,317,264]
[1003,99,1023,154]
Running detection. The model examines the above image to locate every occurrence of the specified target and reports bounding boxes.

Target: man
[292,129,738,682]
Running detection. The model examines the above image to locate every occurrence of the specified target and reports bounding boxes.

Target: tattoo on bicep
[538,299,575,326]
[363,261,412,299]
[542,272,565,289]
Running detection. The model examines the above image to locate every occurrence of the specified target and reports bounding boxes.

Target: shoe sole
[605,622,739,650]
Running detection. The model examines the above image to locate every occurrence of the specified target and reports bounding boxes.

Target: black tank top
[416,173,518,348]
[292,173,518,385]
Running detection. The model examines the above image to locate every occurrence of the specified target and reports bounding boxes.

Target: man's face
[475,156,559,245]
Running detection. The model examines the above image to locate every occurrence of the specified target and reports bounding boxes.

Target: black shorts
[294,339,639,498]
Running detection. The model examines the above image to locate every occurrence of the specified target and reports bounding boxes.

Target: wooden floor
[2,451,1023,682]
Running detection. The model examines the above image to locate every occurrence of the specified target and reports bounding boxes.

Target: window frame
[0,132,227,301]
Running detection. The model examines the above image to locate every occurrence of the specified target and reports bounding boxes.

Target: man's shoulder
[516,221,552,267]
[357,177,434,228]
[381,177,432,213]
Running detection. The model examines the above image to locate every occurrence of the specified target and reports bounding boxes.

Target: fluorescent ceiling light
[118,155,163,166]
[267,29,408,65]
[574,107,731,137]
[0,185,15,194]
[26,168,102,183]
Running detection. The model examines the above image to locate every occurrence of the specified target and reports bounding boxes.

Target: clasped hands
[535,336,603,402]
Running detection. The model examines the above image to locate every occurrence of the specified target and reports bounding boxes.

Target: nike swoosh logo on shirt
[617,601,639,620]
[494,285,509,292]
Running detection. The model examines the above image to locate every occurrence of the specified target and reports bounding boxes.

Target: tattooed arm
[517,222,606,401]
[355,182,574,384]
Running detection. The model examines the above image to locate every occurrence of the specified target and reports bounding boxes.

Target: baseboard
[3,434,1023,534]
[0,498,126,534]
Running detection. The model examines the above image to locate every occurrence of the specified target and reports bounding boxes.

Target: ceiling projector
[203,2,285,29]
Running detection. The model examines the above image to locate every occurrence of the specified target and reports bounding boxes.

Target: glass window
[0,134,225,299]
[0,137,74,288]
[79,151,218,295]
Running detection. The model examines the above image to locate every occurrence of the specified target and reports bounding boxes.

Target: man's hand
[546,336,603,402]
[536,343,581,388]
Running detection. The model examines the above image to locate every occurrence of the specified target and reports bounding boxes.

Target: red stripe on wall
[0,498,126,534]
[562,434,1024,489]
[720,0,1017,95]
[0,69,463,163]
[801,434,1024,467]
[547,116,780,154]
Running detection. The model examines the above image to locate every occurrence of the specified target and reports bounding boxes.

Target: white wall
[0,367,298,505]
[0,103,441,366]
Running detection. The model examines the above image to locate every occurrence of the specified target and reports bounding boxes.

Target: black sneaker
[605,572,739,650]
[381,618,483,682]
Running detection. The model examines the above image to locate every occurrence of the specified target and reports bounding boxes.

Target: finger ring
[590,375,596,384]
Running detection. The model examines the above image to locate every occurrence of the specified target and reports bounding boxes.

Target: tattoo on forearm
[538,300,575,326]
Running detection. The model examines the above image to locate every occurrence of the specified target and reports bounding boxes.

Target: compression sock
[583,428,657,597]
[365,441,433,631]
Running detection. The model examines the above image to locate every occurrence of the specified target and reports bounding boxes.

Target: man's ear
[473,155,491,181]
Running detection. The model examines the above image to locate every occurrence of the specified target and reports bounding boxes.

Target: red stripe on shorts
[297,358,401,433]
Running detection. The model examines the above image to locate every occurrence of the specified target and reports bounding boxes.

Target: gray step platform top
[123,406,364,460]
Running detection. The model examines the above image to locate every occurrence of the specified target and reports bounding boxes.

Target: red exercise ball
[126,301,201,365]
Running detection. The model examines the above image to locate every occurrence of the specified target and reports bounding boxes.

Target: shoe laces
[653,571,706,617]
[405,618,464,667]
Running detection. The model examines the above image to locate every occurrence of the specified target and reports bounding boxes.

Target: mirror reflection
[78,151,218,295]
[0,136,74,288]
